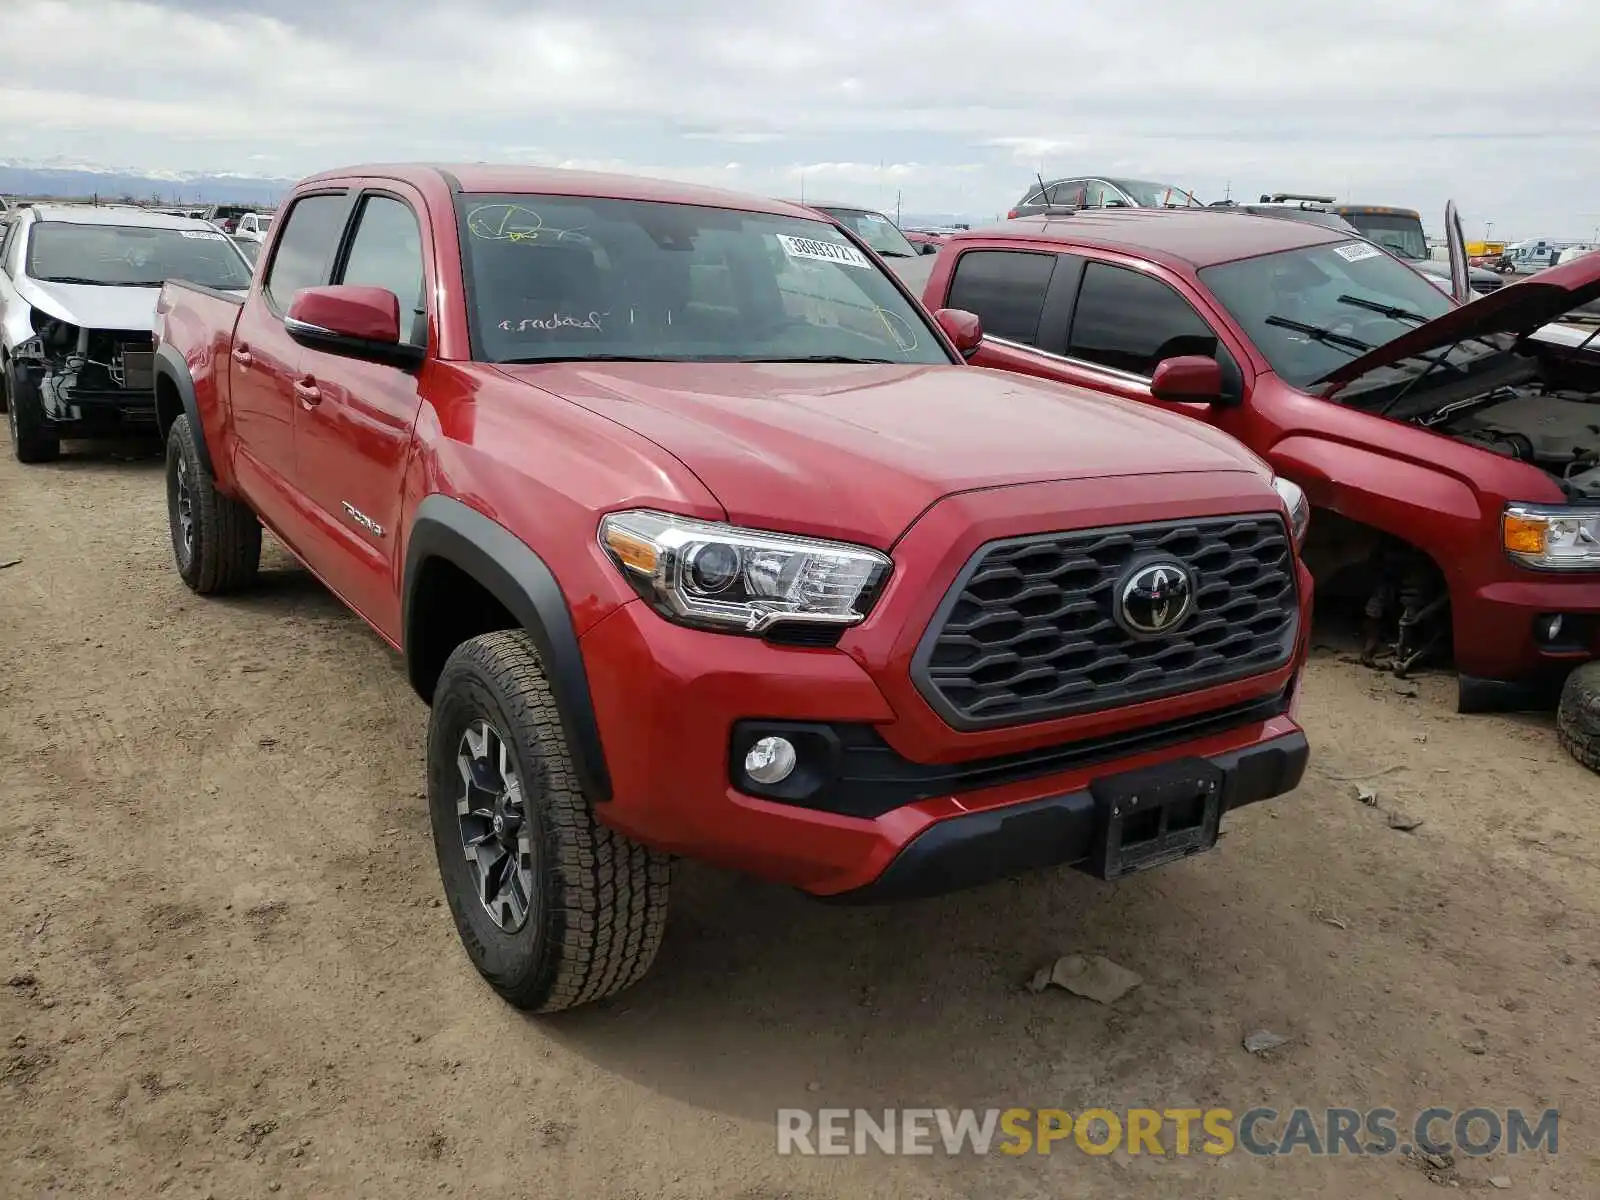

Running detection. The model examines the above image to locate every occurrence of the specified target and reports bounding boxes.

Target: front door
[292,188,433,638]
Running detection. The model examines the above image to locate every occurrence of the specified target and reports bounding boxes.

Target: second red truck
[920,207,1600,711]
[153,164,1314,1011]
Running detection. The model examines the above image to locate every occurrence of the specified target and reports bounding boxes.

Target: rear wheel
[1556,663,1600,775]
[164,413,261,593]
[6,364,60,463]
[427,629,671,1012]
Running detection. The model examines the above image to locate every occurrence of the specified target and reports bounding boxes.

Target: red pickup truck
[920,207,1600,712]
[152,164,1314,1012]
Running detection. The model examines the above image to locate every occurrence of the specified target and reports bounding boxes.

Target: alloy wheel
[455,718,537,933]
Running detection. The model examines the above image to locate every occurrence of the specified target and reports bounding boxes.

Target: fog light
[744,736,797,784]
[1537,614,1564,643]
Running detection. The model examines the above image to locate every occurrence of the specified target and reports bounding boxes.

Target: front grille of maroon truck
[911,514,1299,731]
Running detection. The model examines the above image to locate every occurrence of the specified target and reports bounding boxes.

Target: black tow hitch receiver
[1085,756,1226,880]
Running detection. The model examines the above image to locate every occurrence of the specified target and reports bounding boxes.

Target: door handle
[293,377,322,407]
[231,344,254,368]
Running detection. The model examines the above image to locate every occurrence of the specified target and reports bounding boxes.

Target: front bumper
[580,597,1308,898]
[1454,573,1600,683]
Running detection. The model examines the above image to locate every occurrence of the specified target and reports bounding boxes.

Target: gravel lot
[2,439,1597,1199]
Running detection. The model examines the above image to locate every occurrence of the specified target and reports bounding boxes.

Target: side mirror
[1149,355,1223,402]
[934,308,983,358]
[919,242,938,255]
[285,285,424,370]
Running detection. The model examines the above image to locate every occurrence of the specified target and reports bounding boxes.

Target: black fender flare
[152,343,216,476]
[402,494,612,803]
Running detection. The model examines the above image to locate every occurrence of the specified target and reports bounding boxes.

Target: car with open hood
[0,202,254,460]
[149,162,1315,1013]
[920,203,1600,710]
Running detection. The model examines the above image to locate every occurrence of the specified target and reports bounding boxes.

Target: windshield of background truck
[1200,240,1464,390]
[458,194,952,365]
[1339,210,1429,260]
[814,207,919,257]
[26,221,255,289]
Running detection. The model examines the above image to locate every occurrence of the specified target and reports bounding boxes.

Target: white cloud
[2,0,1599,234]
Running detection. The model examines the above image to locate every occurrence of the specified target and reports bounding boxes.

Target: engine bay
[1430,386,1600,499]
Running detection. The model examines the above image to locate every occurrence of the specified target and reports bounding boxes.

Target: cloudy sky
[2,0,1598,237]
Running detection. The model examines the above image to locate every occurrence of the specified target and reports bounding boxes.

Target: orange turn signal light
[1502,513,1548,555]
[602,525,659,574]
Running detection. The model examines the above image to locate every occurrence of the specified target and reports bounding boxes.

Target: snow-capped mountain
[0,157,294,205]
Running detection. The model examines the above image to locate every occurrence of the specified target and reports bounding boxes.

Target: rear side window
[946,249,1058,345]
[1067,261,1226,377]
[264,194,350,311]
[338,195,427,346]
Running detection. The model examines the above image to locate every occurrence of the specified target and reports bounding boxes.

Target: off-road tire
[165,413,261,593]
[427,629,671,1013]
[1556,662,1600,774]
[6,363,60,463]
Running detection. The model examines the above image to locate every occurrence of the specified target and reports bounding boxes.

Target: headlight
[12,335,45,362]
[1272,477,1310,548]
[1503,504,1600,571]
[599,509,892,634]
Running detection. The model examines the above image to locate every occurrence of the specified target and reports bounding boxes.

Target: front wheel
[1556,663,1600,774]
[427,630,671,1012]
[6,364,59,463]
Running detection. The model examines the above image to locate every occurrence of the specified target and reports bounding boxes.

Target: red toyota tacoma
[151,164,1313,1012]
[920,206,1600,712]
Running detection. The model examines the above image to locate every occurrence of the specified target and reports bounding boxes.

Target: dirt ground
[2,438,1597,1200]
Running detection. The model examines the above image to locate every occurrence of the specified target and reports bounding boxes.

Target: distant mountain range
[0,159,997,226]
[0,158,293,206]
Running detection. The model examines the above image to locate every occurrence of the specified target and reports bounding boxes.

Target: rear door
[291,185,433,637]
[228,188,355,541]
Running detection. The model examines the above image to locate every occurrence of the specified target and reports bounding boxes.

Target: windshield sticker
[498,311,603,333]
[776,234,871,269]
[1333,242,1384,263]
[180,230,226,240]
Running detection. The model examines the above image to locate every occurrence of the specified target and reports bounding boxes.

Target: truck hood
[15,277,163,332]
[500,361,1268,549]
[1313,249,1600,392]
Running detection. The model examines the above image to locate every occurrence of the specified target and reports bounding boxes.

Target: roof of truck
[946,207,1352,269]
[297,163,824,222]
[20,203,220,231]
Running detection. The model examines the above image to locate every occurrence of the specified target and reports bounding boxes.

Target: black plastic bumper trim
[821,729,1310,905]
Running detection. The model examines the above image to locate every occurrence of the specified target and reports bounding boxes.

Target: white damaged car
[0,203,254,461]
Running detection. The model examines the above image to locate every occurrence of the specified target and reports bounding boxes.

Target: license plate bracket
[1086,757,1225,880]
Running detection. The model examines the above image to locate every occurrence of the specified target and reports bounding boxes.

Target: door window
[945,249,1058,346]
[1068,261,1237,386]
[263,193,350,312]
[338,195,428,346]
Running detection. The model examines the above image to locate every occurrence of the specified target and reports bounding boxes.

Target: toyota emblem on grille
[1116,561,1195,637]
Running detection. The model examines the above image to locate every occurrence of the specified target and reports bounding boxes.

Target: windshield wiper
[1336,294,1428,324]
[34,275,122,286]
[877,249,913,258]
[498,353,708,364]
[1263,315,1370,354]
[758,355,898,364]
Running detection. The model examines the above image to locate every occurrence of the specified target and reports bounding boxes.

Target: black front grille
[1474,277,1506,293]
[912,514,1299,730]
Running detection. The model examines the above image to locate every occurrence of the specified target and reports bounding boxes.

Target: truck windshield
[457,193,952,366]
[1199,240,1459,390]
[1338,211,1429,261]
[812,207,919,257]
[26,222,254,289]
